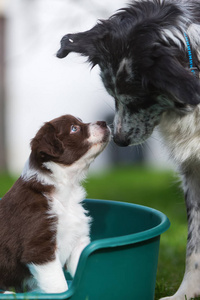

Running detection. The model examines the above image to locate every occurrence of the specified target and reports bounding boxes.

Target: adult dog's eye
[70,125,80,134]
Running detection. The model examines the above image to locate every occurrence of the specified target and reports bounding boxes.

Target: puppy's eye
[70,125,80,134]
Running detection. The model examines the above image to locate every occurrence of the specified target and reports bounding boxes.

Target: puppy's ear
[56,24,107,66]
[31,123,64,160]
[143,48,200,106]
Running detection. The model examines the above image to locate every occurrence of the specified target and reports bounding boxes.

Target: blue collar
[184,32,199,78]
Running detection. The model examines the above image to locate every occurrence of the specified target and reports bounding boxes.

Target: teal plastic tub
[1,199,170,300]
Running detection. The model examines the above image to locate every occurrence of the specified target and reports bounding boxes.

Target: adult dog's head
[57,0,200,146]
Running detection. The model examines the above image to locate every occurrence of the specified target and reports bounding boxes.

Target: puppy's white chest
[51,191,90,267]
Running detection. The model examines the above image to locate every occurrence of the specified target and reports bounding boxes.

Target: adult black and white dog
[0,115,110,293]
[57,0,200,299]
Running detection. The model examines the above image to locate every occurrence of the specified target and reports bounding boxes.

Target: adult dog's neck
[159,106,200,165]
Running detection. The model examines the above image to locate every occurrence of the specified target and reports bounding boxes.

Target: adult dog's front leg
[161,170,200,300]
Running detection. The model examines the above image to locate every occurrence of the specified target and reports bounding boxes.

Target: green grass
[0,166,199,299]
[0,173,17,198]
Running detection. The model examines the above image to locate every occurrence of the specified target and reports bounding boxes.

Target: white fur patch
[117,58,133,79]
[21,159,54,186]
[28,254,68,293]
[159,106,200,164]
[162,28,186,49]
[188,24,200,61]
[44,162,91,271]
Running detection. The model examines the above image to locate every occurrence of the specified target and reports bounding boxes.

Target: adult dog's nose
[113,135,130,147]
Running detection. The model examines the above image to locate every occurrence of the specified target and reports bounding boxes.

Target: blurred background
[0,1,189,299]
[0,0,171,174]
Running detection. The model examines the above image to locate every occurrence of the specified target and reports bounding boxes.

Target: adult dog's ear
[56,23,107,66]
[31,123,64,160]
[142,47,200,106]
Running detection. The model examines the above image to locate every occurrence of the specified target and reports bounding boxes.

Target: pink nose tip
[96,121,107,128]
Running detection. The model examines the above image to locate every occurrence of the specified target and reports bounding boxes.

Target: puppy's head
[57,0,200,146]
[30,115,110,170]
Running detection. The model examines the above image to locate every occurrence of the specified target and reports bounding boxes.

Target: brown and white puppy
[0,114,110,293]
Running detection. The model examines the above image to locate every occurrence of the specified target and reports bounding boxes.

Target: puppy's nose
[96,121,107,128]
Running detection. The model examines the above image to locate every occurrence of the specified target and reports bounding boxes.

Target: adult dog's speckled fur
[57,1,200,299]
